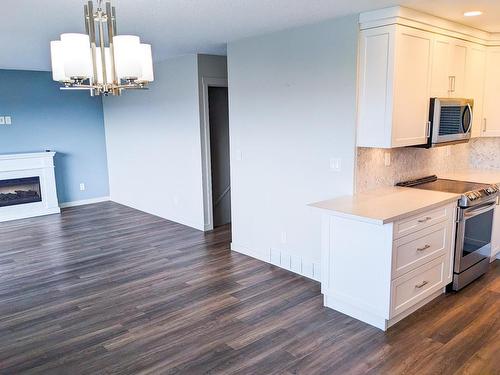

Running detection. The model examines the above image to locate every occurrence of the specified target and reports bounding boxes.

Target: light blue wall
[0,69,109,203]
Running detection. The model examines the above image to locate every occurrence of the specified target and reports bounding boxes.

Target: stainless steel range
[397,175,499,291]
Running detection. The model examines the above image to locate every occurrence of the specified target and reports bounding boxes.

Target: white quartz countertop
[439,169,500,185]
[310,187,460,225]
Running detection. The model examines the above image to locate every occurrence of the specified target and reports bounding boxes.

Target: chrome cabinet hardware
[415,280,428,289]
[448,76,456,92]
[417,216,432,223]
[417,244,431,252]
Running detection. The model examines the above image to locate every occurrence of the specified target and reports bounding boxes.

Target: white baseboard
[0,206,60,223]
[108,197,205,231]
[231,243,270,263]
[59,196,110,208]
[230,242,321,282]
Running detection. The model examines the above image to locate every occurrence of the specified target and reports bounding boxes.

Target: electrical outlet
[384,152,391,167]
[0,117,4,125]
[79,183,85,191]
[329,157,341,172]
[4,116,11,125]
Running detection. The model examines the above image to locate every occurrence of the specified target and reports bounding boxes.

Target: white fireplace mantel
[0,152,60,222]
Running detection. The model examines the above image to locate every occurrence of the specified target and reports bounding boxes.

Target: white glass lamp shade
[50,41,68,82]
[60,33,93,79]
[95,47,113,84]
[138,44,154,82]
[113,35,142,80]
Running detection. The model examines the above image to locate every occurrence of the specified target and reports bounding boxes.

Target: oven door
[431,98,473,145]
[455,199,496,273]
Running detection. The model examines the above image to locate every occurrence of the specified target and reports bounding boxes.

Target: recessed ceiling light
[464,11,483,17]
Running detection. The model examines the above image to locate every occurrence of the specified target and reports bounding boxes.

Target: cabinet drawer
[394,205,453,239]
[391,256,446,318]
[393,222,450,278]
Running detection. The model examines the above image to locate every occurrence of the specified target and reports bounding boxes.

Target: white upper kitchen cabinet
[465,44,487,138]
[357,6,500,148]
[430,36,468,99]
[357,24,432,148]
[448,41,468,98]
[482,47,500,137]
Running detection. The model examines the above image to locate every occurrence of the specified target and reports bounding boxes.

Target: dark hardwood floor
[0,202,498,374]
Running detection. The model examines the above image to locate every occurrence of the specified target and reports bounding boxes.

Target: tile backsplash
[356,138,500,192]
[468,138,500,170]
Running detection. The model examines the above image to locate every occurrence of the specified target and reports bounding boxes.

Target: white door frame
[200,77,229,231]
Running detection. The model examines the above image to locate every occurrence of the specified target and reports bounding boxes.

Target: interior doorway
[200,77,231,231]
[208,86,231,228]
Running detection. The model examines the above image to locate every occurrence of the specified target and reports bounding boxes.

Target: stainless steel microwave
[423,98,473,148]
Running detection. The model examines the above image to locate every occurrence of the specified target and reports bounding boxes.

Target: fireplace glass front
[0,177,42,208]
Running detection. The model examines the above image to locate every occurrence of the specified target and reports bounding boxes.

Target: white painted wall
[227,16,359,280]
[103,55,205,230]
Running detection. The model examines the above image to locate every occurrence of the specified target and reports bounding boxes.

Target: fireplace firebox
[0,177,42,208]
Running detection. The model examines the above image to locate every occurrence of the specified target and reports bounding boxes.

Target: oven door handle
[463,201,496,218]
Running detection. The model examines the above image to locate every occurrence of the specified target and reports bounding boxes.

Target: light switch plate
[0,117,4,125]
[330,157,341,172]
[4,116,11,125]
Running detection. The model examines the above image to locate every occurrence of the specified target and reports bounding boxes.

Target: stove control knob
[486,186,499,195]
[466,192,477,201]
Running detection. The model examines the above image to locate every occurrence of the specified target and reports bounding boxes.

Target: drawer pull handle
[415,281,428,289]
[418,217,432,223]
[417,244,431,252]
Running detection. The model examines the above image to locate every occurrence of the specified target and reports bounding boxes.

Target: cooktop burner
[396,175,499,207]
[409,179,491,194]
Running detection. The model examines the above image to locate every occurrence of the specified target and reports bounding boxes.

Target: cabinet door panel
[483,48,500,137]
[430,38,451,98]
[392,27,432,147]
[465,44,486,138]
[449,42,467,97]
[357,28,393,148]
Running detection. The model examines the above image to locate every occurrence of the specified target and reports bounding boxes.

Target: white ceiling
[2,0,500,71]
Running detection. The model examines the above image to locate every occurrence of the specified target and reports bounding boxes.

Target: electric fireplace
[0,177,42,208]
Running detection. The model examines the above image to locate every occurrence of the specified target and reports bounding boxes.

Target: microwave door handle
[463,104,473,133]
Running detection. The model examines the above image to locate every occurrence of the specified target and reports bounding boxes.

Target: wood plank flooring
[0,202,498,374]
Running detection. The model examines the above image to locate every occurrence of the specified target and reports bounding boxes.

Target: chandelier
[50,0,154,96]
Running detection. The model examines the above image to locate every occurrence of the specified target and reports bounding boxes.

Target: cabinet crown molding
[360,6,500,46]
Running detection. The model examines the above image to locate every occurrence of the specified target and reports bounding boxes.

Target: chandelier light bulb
[113,35,142,80]
[139,44,154,82]
[50,41,68,82]
[60,33,93,80]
